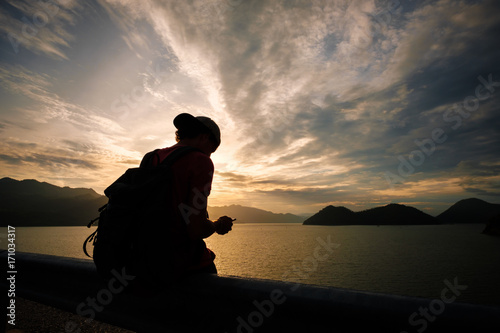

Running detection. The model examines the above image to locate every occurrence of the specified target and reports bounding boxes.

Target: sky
[0,0,499,216]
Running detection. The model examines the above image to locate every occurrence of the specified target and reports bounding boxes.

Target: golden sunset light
[1,0,499,216]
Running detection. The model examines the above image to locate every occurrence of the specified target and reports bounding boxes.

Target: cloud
[217,171,252,184]
[456,159,500,197]
[114,0,499,202]
[1,0,499,213]
[0,0,82,59]
[0,63,143,192]
[0,151,97,169]
[0,64,125,134]
[0,154,22,165]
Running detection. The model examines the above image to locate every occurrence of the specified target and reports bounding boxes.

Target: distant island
[303,198,500,226]
[303,203,437,226]
[0,178,305,226]
[435,198,500,224]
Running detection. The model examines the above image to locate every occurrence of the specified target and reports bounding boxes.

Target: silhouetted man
[141,113,234,275]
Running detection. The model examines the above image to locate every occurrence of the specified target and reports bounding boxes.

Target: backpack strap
[158,146,199,168]
[139,149,161,168]
[83,229,98,258]
[83,203,108,258]
[139,146,199,169]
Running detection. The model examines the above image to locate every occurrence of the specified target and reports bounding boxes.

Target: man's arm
[187,214,233,239]
[182,152,233,239]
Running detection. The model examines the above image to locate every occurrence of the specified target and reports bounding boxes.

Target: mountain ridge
[208,204,304,223]
[0,178,305,226]
[303,203,438,226]
[303,199,500,226]
[0,177,108,227]
[2,178,499,227]
[436,198,500,224]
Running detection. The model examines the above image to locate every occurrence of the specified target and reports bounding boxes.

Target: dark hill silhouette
[437,198,500,224]
[302,206,355,225]
[208,204,304,223]
[357,203,437,225]
[0,178,305,226]
[0,177,107,227]
[303,203,438,225]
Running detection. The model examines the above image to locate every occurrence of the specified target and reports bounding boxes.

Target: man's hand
[214,216,234,235]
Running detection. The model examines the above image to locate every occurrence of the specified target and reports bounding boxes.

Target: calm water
[3,223,500,306]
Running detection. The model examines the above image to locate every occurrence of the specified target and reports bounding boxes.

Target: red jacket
[152,145,216,270]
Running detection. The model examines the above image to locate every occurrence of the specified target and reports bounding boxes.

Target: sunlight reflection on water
[6,223,500,306]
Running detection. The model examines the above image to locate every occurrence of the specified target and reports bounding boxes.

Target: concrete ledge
[2,251,499,332]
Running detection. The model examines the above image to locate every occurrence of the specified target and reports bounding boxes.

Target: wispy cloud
[0,0,82,59]
[0,64,125,134]
[0,63,138,189]
[0,0,499,215]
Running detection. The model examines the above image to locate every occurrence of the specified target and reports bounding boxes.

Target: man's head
[174,113,221,154]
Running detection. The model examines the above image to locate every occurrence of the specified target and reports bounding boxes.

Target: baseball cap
[173,113,221,147]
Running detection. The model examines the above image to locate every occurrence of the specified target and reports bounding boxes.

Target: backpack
[83,146,197,287]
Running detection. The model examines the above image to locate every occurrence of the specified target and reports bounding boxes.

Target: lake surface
[3,223,500,306]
